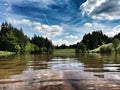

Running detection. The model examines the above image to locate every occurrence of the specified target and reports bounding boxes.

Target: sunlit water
[0,54,120,90]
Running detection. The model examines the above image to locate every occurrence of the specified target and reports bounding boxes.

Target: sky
[0,0,120,46]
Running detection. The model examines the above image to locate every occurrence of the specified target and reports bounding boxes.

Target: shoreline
[0,51,15,57]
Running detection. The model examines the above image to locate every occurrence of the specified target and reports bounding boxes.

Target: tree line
[1,22,120,54]
[0,22,54,54]
[56,31,111,50]
[55,30,120,54]
[76,31,120,53]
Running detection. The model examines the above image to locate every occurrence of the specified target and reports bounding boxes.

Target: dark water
[0,54,120,90]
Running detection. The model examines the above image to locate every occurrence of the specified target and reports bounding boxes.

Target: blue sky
[0,0,120,45]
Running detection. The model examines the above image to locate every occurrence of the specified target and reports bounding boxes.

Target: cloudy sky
[0,0,120,46]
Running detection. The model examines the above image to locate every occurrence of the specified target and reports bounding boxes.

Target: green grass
[53,49,75,56]
[90,43,113,53]
[0,51,15,56]
[53,44,114,55]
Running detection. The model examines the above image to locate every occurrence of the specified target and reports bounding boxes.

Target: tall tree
[82,30,109,50]
[30,35,53,53]
[0,22,30,53]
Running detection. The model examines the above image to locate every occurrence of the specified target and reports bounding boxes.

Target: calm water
[0,54,120,90]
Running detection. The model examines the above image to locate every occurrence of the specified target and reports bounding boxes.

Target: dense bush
[112,38,120,53]
[75,43,87,53]
[117,47,120,53]
[100,46,112,53]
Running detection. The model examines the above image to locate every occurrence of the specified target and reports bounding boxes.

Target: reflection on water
[0,54,120,90]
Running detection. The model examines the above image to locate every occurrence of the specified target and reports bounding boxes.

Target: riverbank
[0,51,15,56]
[90,43,113,53]
[53,49,75,56]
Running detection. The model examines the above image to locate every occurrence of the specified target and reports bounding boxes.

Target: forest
[0,22,120,54]
[0,22,53,54]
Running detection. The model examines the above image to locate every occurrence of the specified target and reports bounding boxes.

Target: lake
[0,53,120,90]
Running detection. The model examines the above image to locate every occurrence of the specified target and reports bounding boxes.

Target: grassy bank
[53,49,75,56]
[90,43,113,53]
[53,43,114,56]
[0,51,15,56]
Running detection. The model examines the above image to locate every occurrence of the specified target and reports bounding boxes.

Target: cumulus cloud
[106,25,120,37]
[7,18,63,37]
[34,24,63,37]
[81,0,120,20]
[66,35,78,39]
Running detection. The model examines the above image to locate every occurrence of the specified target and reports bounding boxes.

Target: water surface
[0,54,120,90]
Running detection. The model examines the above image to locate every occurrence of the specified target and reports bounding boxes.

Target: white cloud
[4,3,12,11]
[66,35,78,39]
[83,23,120,38]
[7,18,63,37]
[105,25,120,37]
[81,0,106,15]
[81,0,120,20]
[7,18,32,26]
[34,24,63,37]
[52,39,69,46]
[53,39,80,46]
[83,22,105,31]
[84,23,92,28]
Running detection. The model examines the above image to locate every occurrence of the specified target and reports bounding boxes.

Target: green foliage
[113,33,120,40]
[25,42,32,53]
[57,44,68,49]
[76,43,86,53]
[30,35,54,53]
[33,45,39,52]
[112,38,120,53]
[0,22,54,54]
[0,22,29,53]
[82,31,110,50]
[117,47,120,53]
[100,45,112,53]
[14,44,21,53]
